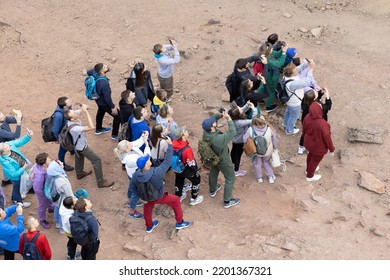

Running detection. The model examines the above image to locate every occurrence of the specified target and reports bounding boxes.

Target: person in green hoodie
[201,110,240,209]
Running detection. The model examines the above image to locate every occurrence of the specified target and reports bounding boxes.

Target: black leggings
[230,142,244,172]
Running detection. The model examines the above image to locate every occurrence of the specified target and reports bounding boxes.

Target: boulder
[311,27,323,38]
[347,126,384,144]
[358,171,386,194]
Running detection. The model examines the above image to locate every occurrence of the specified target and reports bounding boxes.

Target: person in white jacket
[59,196,79,260]
[153,39,181,100]
[282,59,315,135]
[114,132,150,219]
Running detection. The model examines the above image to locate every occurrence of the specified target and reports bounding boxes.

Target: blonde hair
[251,115,275,132]
[24,216,36,230]
[113,140,130,158]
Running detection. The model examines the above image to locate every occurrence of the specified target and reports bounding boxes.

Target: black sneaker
[265,104,278,113]
[1,180,11,187]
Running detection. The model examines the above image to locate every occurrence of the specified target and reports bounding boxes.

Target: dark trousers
[306,153,324,178]
[3,249,16,260]
[230,142,244,172]
[75,146,103,183]
[174,166,201,199]
[95,105,120,136]
[10,179,22,203]
[67,236,78,259]
[81,240,100,260]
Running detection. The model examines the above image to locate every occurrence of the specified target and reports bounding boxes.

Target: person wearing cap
[153,39,181,100]
[0,132,33,208]
[126,61,155,107]
[129,136,191,233]
[202,110,240,209]
[282,48,297,68]
[172,126,204,206]
[0,203,24,260]
[87,63,120,140]
[64,104,115,189]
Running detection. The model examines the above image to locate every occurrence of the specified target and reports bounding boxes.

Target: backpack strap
[67,123,81,148]
[284,79,302,101]
[178,145,189,164]
[30,232,40,244]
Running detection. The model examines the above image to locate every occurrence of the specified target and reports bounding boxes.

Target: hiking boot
[306,174,322,182]
[63,164,74,172]
[209,184,222,197]
[297,146,306,155]
[265,104,278,113]
[98,180,114,188]
[95,127,111,135]
[224,198,241,209]
[190,195,204,206]
[183,182,192,193]
[257,178,263,184]
[128,210,144,219]
[1,180,11,187]
[76,170,92,180]
[286,128,300,135]
[176,220,191,230]
[40,220,51,229]
[268,174,276,184]
[146,220,159,233]
[180,192,187,202]
[111,135,118,141]
[234,170,248,177]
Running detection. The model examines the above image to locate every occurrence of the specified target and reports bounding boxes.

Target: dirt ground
[1,0,390,260]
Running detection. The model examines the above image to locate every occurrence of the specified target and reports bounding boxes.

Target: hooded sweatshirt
[46,161,74,206]
[120,136,151,178]
[172,139,196,167]
[155,45,180,78]
[0,205,24,251]
[59,203,74,236]
[303,102,335,155]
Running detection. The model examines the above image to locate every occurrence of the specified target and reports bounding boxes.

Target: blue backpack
[84,75,106,100]
[171,146,189,173]
[22,233,43,260]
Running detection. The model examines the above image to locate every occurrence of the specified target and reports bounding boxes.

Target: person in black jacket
[126,62,155,107]
[119,90,136,125]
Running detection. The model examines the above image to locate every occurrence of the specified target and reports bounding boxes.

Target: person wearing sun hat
[202,110,240,209]
[129,136,191,233]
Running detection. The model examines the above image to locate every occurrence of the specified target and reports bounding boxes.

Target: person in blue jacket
[129,106,150,152]
[0,132,33,208]
[52,96,74,171]
[0,203,24,260]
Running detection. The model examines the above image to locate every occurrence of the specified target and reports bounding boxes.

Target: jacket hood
[47,160,65,176]
[31,163,47,176]
[308,102,323,119]
[172,139,189,150]
[133,168,153,183]
[203,130,217,142]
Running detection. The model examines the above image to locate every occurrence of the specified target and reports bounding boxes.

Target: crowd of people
[0,34,335,260]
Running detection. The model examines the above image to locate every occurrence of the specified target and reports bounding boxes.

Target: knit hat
[174,126,187,139]
[136,154,150,169]
[94,63,104,74]
[286,48,297,58]
[202,116,217,132]
[74,188,89,199]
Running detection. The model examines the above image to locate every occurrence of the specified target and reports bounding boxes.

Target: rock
[193,44,199,50]
[347,126,384,144]
[379,83,389,89]
[221,91,230,102]
[326,4,332,10]
[123,243,149,258]
[281,242,300,251]
[111,57,117,63]
[370,228,385,237]
[261,8,266,12]
[310,193,329,204]
[261,27,268,31]
[204,55,212,60]
[82,69,87,76]
[298,27,309,33]
[315,41,322,45]
[326,1,332,4]
[311,27,323,38]
[198,70,205,75]
[337,148,351,164]
[358,171,386,194]
[105,46,113,51]
[283,13,292,18]
[206,19,220,25]
[295,199,310,211]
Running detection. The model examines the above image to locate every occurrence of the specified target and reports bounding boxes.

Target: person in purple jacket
[30,153,54,229]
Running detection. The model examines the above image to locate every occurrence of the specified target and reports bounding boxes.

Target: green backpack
[197,135,220,168]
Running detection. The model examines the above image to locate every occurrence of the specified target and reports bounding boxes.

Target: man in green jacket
[202,110,240,208]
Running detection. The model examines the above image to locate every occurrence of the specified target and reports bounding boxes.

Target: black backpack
[41,110,62,142]
[58,123,80,151]
[275,79,302,104]
[22,233,43,260]
[225,72,240,102]
[136,181,161,202]
[70,211,93,246]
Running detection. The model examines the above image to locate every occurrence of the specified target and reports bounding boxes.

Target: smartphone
[26,127,32,135]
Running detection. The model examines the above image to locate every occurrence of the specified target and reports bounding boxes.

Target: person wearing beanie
[129,136,191,233]
[87,63,120,140]
[0,203,24,260]
[282,47,297,68]
[172,126,204,206]
[153,39,180,100]
[202,110,240,209]
[74,188,89,199]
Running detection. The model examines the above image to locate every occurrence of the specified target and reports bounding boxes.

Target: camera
[218,107,226,113]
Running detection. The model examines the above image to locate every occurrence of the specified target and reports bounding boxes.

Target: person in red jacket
[19,216,52,260]
[172,127,204,206]
[302,102,335,181]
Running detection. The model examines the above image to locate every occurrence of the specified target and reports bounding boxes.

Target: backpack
[171,146,189,173]
[118,122,129,142]
[58,123,80,152]
[275,78,301,104]
[84,75,107,100]
[44,175,61,202]
[136,181,161,202]
[41,110,62,142]
[22,233,43,260]
[197,135,220,168]
[225,72,240,102]
[252,126,270,156]
[151,139,164,167]
[70,211,93,246]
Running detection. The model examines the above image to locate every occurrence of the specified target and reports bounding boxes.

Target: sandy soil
[1,0,390,260]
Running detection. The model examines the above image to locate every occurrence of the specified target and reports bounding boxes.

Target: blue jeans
[58,145,67,164]
[54,205,63,230]
[283,105,301,133]
[10,179,22,203]
[127,176,140,211]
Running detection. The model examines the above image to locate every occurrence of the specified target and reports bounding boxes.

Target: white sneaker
[297,146,306,155]
[180,192,187,202]
[305,166,320,174]
[234,170,248,177]
[268,175,276,184]
[22,202,31,208]
[257,178,263,184]
[306,174,322,182]
[21,193,27,199]
[190,195,204,206]
[183,183,192,193]
[286,128,300,135]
